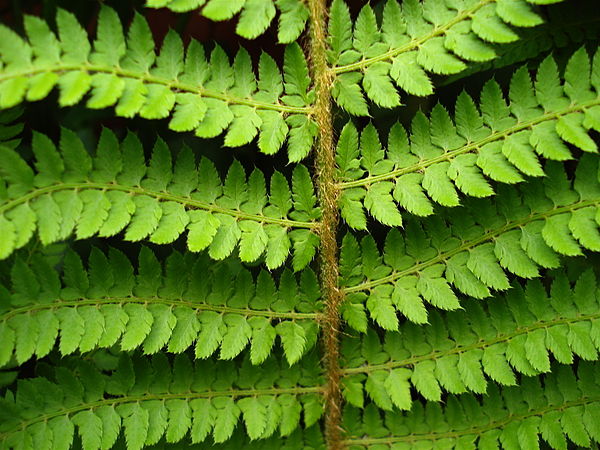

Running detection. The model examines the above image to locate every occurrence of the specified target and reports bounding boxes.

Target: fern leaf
[0,247,322,366]
[343,361,600,448]
[443,0,600,86]
[0,353,324,447]
[330,0,565,113]
[341,155,600,328]
[342,271,600,408]
[0,130,320,267]
[338,49,600,228]
[145,0,308,43]
[0,8,316,160]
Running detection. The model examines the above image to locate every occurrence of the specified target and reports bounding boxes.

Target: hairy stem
[307,0,344,448]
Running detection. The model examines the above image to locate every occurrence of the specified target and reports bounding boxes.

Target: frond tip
[0,129,321,269]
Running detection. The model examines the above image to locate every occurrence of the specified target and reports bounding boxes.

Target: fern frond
[340,155,600,329]
[442,0,600,85]
[121,426,324,449]
[340,270,600,409]
[328,0,566,113]
[145,0,309,43]
[0,245,322,366]
[343,361,600,448]
[0,129,320,268]
[337,47,600,229]
[0,352,324,447]
[0,7,316,160]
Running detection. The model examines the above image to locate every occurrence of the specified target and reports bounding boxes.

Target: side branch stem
[307,1,344,449]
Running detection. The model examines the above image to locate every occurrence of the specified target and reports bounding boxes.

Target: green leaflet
[341,155,600,328]
[0,353,324,448]
[0,246,322,366]
[329,0,562,113]
[0,129,320,268]
[145,0,308,43]
[338,49,600,227]
[0,7,316,159]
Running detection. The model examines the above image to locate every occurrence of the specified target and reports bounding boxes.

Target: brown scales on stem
[307,0,345,448]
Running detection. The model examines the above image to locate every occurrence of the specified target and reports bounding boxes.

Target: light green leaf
[143,304,177,354]
[257,110,288,155]
[364,182,402,227]
[121,304,154,351]
[195,311,225,359]
[284,43,310,103]
[187,210,219,252]
[390,52,433,97]
[249,317,276,364]
[363,62,400,108]
[168,306,200,354]
[57,308,85,355]
[482,343,516,385]
[118,403,150,450]
[457,350,487,393]
[276,321,306,365]
[467,243,510,290]
[367,285,398,331]
[542,213,582,256]
[422,162,460,207]
[276,0,309,44]
[477,141,524,184]
[448,154,494,197]
[56,9,90,64]
[203,0,244,21]
[411,360,441,401]
[392,276,428,324]
[472,4,519,43]
[220,314,251,360]
[236,0,276,39]
[417,265,460,310]
[365,371,394,411]
[166,399,192,443]
[190,399,215,443]
[73,410,102,450]
[92,6,126,66]
[238,397,267,440]
[328,0,352,64]
[502,131,544,177]
[556,113,597,152]
[212,397,240,443]
[333,72,369,116]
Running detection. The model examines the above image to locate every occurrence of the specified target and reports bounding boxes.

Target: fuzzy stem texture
[307,0,344,448]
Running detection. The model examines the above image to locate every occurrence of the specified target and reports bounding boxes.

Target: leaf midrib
[0,63,310,114]
[0,181,317,229]
[331,0,495,74]
[343,311,600,374]
[0,386,324,439]
[343,395,599,445]
[0,296,321,322]
[339,98,600,189]
[344,197,600,293]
